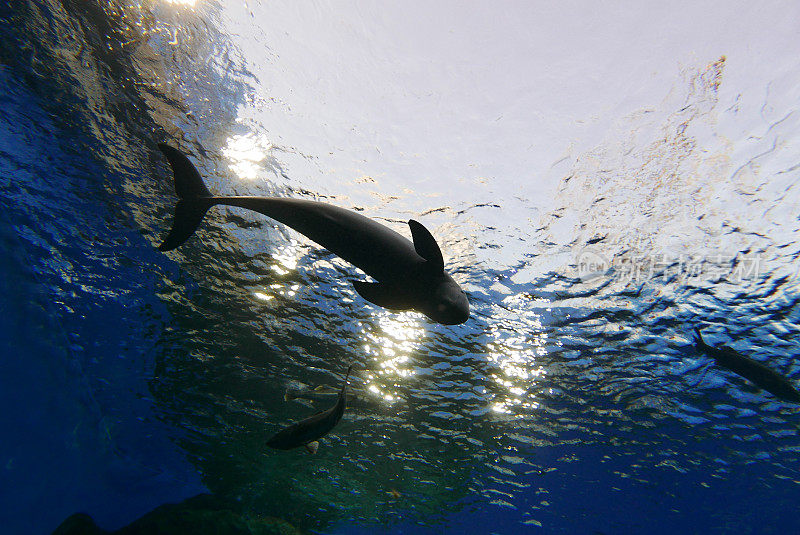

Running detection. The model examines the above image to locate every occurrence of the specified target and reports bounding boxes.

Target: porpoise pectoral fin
[305,441,319,454]
[352,280,412,310]
[408,220,444,273]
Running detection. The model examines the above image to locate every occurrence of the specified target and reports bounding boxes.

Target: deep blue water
[3,2,800,534]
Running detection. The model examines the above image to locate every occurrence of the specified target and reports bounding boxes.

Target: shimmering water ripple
[3,2,800,534]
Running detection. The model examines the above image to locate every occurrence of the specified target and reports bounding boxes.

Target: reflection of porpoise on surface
[694,327,800,403]
[267,366,352,454]
[156,144,469,325]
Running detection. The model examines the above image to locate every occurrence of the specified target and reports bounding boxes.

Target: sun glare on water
[361,312,424,404]
[486,302,548,416]
[223,133,274,181]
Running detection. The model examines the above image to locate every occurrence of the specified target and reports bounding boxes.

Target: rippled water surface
[3,2,800,534]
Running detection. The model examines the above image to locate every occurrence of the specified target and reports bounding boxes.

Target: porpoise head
[406,220,470,325]
[353,220,470,324]
[420,273,469,325]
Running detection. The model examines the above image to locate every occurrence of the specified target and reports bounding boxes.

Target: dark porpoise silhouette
[156,144,469,325]
[267,365,352,454]
[694,327,800,403]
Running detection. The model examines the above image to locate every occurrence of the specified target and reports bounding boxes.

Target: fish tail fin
[693,327,706,347]
[305,441,319,454]
[157,144,215,251]
[341,364,353,395]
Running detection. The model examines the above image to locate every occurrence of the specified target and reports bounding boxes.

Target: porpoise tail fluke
[693,327,708,348]
[157,144,214,251]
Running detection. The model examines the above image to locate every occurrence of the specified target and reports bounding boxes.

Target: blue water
[3,2,800,534]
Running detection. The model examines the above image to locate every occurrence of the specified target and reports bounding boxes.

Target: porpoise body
[156,144,469,325]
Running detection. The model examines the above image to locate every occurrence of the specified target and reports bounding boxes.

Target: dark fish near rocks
[267,366,352,454]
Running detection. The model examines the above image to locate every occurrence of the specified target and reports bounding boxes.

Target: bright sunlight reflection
[361,311,424,404]
[270,242,300,274]
[487,303,548,416]
[252,244,300,301]
[222,132,274,180]
[164,0,196,6]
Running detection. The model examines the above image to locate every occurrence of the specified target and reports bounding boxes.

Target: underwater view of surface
[3,1,800,533]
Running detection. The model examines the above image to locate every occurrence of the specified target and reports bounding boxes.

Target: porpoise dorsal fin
[408,220,444,273]
[352,280,414,310]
